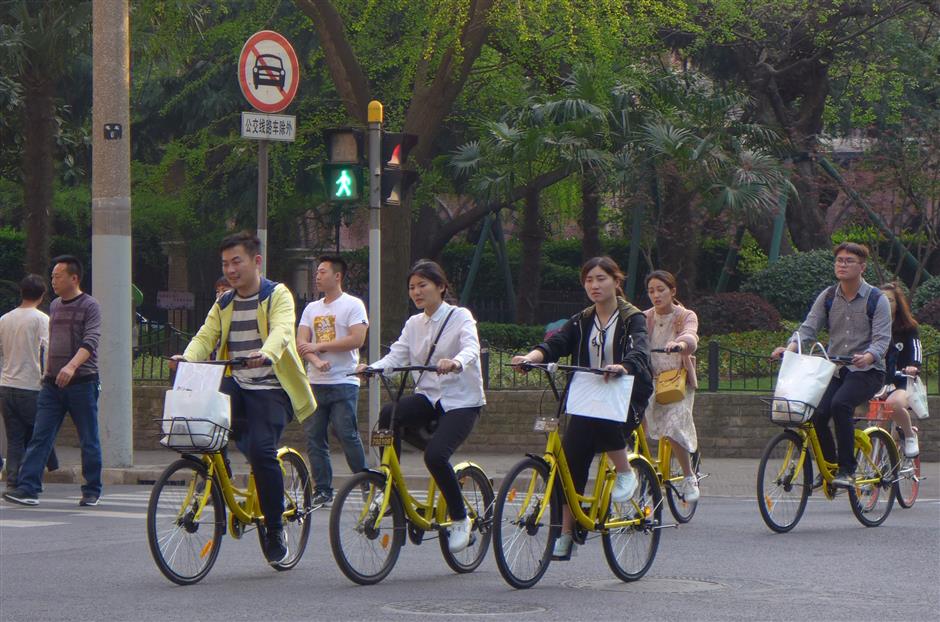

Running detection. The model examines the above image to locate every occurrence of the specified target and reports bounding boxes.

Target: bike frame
[180,448,304,529]
[780,422,879,499]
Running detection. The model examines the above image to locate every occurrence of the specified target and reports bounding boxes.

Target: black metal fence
[701,341,940,395]
[131,310,940,396]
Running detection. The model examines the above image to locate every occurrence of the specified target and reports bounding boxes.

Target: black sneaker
[265,528,289,566]
[831,471,855,489]
[312,489,333,507]
[3,488,39,506]
[79,494,100,507]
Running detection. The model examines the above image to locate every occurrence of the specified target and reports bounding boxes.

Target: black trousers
[379,394,480,520]
[220,378,292,530]
[814,367,884,473]
[563,410,643,497]
[0,386,59,486]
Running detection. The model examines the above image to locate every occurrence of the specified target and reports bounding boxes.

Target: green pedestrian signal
[324,164,361,202]
[335,169,353,197]
[323,127,365,203]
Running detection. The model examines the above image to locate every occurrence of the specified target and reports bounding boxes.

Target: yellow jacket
[183,279,315,421]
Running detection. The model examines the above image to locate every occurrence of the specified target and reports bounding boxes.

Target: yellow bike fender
[627,452,655,471]
[452,460,486,475]
[854,429,874,456]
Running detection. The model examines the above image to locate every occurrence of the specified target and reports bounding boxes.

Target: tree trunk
[580,175,601,262]
[516,188,543,325]
[23,78,56,277]
[655,169,699,297]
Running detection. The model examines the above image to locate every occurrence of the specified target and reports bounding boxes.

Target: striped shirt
[229,293,280,390]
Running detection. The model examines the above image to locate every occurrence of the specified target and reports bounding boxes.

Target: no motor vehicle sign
[238,30,300,113]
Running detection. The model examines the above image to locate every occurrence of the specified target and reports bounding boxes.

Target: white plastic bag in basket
[908,376,930,420]
[772,338,837,423]
[162,389,231,449]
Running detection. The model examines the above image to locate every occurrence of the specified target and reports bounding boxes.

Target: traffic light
[380,132,418,206]
[323,128,364,202]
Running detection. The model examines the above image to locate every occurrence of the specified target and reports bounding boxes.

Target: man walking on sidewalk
[0,274,59,490]
[297,255,368,506]
[3,256,102,507]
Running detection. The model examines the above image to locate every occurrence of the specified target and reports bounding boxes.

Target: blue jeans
[303,383,366,494]
[18,381,101,497]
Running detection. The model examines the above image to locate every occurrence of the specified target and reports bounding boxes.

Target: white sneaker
[681,476,700,502]
[552,533,576,560]
[611,470,638,502]
[904,434,919,458]
[448,516,472,553]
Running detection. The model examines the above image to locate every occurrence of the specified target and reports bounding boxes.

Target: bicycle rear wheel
[666,449,701,523]
[329,471,405,585]
[756,430,811,533]
[849,428,897,527]
[603,457,662,582]
[147,458,224,585]
[440,464,494,573]
[257,451,313,570]
[895,455,920,509]
[493,457,559,589]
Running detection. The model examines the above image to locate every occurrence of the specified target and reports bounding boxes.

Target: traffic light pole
[367,101,383,462]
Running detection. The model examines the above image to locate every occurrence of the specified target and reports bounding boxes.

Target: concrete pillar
[92,0,132,467]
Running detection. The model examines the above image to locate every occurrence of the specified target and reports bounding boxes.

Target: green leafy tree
[0,0,91,276]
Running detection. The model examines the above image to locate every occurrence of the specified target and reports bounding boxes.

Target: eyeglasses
[835,257,860,266]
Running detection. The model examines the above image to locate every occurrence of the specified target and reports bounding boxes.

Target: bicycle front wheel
[603,457,662,582]
[147,458,224,585]
[849,428,898,527]
[440,464,494,573]
[329,471,405,585]
[493,457,558,589]
[895,455,920,509]
[257,450,313,571]
[666,449,701,523]
[756,430,811,533]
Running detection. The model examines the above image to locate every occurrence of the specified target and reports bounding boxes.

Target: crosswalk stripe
[1,519,69,528]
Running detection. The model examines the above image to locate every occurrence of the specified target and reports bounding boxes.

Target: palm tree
[608,69,794,294]
[0,1,91,276]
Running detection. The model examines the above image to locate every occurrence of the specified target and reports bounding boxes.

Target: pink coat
[644,305,699,389]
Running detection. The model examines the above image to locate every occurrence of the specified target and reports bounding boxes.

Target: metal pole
[367,101,383,462]
[92,0,132,467]
[257,140,269,276]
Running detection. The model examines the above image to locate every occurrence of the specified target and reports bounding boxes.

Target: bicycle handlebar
[167,357,272,368]
[650,346,682,354]
[346,365,440,377]
[507,361,626,376]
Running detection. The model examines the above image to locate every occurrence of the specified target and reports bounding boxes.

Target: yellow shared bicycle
[629,421,704,523]
[146,359,313,585]
[492,362,663,589]
[328,366,494,585]
[757,366,899,533]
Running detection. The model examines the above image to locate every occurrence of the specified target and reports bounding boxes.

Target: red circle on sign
[238,30,300,113]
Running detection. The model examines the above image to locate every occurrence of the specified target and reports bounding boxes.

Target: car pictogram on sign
[252,54,285,89]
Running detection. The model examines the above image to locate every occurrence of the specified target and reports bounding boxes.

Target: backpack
[823,285,881,321]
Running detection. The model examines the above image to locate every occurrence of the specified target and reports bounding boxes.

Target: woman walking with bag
[644,270,701,501]
[356,260,485,553]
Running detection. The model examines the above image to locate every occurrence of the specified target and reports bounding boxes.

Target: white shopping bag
[162,389,231,450]
[908,376,930,420]
[566,372,634,423]
[772,337,836,424]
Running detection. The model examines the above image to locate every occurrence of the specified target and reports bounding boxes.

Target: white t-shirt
[0,306,50,390]
[299,293,368,385]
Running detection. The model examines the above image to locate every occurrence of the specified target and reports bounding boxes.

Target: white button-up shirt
[372,302,486,411]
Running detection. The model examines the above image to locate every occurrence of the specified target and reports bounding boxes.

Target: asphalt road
[1,483,937,622]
